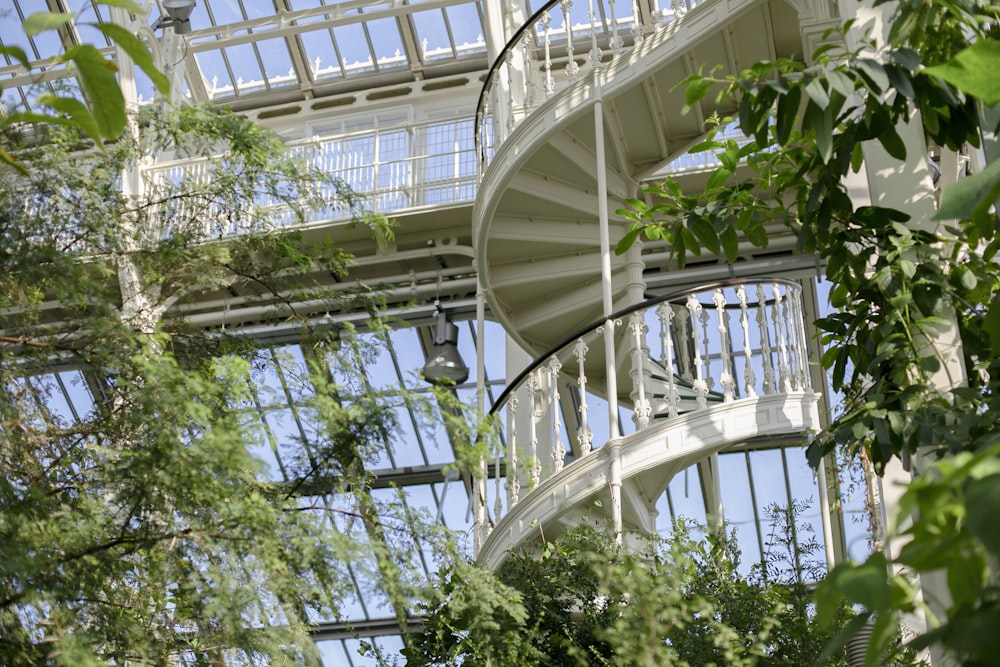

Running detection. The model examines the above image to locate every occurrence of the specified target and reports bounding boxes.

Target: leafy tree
[615,0,1000,663]
[405,512,910,667]
[0,102,449,665]
[1,0,168,169]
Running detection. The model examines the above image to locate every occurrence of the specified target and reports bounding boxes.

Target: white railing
[474,0,705,172]
[479,279,812,541]
[140,117,479,237]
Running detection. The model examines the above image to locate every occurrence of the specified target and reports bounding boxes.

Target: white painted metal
[478,392,822,569]
[477,280,817,564]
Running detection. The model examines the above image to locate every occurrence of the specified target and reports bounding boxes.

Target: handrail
[473,0,562,168]
[140,115,480,236]
[489,277,801,415]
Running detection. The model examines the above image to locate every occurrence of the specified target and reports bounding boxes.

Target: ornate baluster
[631,0,645,43]
[493,430,502,528]
[573,337,593,454]
[629,311,651,428]
[506,395,519,508]
[521,32,534,111]
[527,370,542,487]
[587,0,602,70]
[549,356,566,472]
[505,50,516,135]
[562,0,579,80]
[656,303,679,419]
[609,0,623,53]
[784,285,807,391]
[789,286,812,391]
[478,100,491,172]
[686,294,709,409]
[737,285,757,398]
[700,306,713,393]
[755,283,776,394]
[771,284,792,393]
[713,289,736,402]
[675,304,693,382]
[541,11,555,98]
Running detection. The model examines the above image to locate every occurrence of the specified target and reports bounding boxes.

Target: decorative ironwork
[480,280,811,534]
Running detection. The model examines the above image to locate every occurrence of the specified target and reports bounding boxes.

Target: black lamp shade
[421,311,469,384]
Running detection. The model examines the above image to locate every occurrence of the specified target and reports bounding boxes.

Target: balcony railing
[474,0,706,172]
[478,279,813,539]
[140,117,479,237]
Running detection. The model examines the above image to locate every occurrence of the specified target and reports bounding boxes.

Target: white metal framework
[0,0,877,664]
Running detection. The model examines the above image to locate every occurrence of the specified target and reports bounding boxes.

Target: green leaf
[63,44,125,140]
[689,217,720,255]
[18,96,102,142]
[924,40,1000,105]
[0,45,30,69]
[775,85,800,145]
[23,11,75,35]
[678,225,701,256]
[804,77,830,109]
[97,0,146,11]
[982,300,1000,354]
[615,226,643,255]
[803,101,833,163]
[719,224,738,263]
[819,554,891,620]
[966,474,1000,555]
[936,157,1000,222]
[684,77,715,111]
[826,69,855,99]
[877,125,907,160]
[891,48,920,71]
[885,64,915,100]
[719,143,739,172]
[855,58,889,94]
[0,146,27,174]
[100,23,170,96]
[705,166,731,191]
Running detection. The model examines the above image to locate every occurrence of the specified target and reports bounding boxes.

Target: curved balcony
[475,279,821,569]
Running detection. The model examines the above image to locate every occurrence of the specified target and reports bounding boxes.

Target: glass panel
[717,450,760,570]
[446,3,486,55]
[194,49,235,98]
[331,23,374,75]
[299,27,343,79]
[412,9,451,61]
[225,42,267,94]
[367,17,407,69]
[658,463,707,529]
[256,37,297,87]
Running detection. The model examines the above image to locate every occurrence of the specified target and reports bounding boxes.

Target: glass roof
[162,0,487,104]
[0,0,488,114]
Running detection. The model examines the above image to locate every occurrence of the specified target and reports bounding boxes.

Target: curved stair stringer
[476,391,821,571]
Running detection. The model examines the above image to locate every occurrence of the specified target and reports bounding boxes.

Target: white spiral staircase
[472,0,826,566]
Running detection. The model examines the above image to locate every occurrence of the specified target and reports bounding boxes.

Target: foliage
[405,509,909,667]
[614,0,1000,663]
[0,102,444,665]
[1,1,169,169]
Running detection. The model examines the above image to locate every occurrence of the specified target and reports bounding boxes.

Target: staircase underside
[475,0,809,358]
